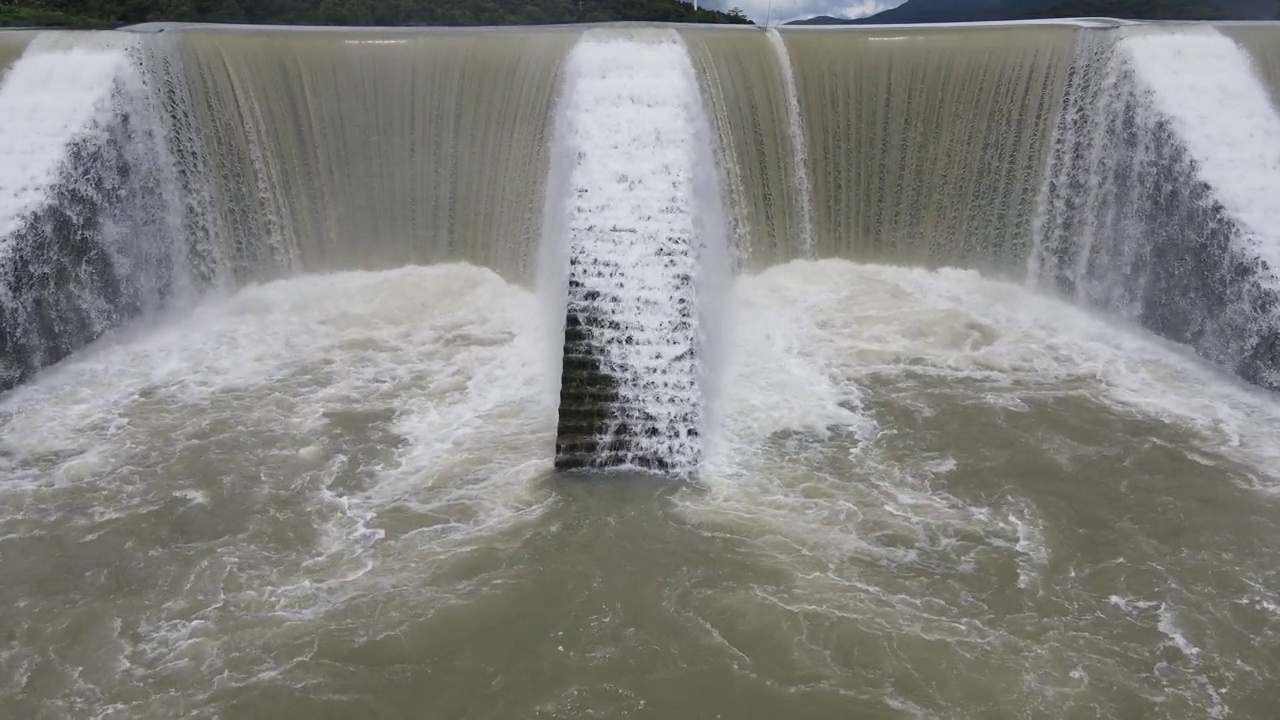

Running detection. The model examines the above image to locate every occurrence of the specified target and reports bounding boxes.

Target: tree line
[0,0,753,28]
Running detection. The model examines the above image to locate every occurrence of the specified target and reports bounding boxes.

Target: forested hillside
[0,0,752,28]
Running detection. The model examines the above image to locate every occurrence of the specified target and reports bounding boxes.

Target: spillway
[5,20,1280,720]
[3,20,1280,451]
[780,26,1075,271]
[173,28,575,281]
[2,20,1280,446]
[1033,26,1280,391]
[550,30,720,474]
[0,32,202,391]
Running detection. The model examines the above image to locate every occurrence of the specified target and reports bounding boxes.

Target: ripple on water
[0,264,560,717]
[3,259,1280,718]
[680,260,1280,718]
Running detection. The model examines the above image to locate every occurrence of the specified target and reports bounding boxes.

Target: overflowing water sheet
[777,26,1074,270]
[0,32,36,86]
[1,20,1280,720]
[175,29,575,282]
[680,28,810,269]
[765,29,815,258]
[1219,23,1280,116]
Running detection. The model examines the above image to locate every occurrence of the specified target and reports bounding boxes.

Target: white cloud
[706,0,907,24]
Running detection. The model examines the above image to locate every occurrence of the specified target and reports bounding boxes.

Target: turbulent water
[3,20,1280,720]
[3,261,1280,718]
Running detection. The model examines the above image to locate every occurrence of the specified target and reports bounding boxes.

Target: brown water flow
[1,260,1279,718]
[1,23,1280,720]
[781,26,1073,272]
[174,28,576,283]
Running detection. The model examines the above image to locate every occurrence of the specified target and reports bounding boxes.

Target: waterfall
[681,28,808,269]
[174,29,574,282]
[0,33,204,392]
[551,30,726,474]
[3,21,1280,424]
[1032,27,1280,391]
[766,28,815,259]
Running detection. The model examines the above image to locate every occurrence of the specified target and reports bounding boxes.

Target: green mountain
[0,0,752,29]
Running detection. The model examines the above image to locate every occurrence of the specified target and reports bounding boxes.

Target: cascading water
[1,21,1279,428]
[173,29,573,282]
[776,26,1075,270]
[1032,27,1280,391]
[7,21,1280,720]
[551,30,724,474]
[681,28,809,270]
[0,33,208,393]
[765,28,815,259]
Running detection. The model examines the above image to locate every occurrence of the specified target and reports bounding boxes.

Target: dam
[2,19,1280,718]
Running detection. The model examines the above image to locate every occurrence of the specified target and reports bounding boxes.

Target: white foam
[555,31,712,472]
[1157,604,1201,659]
[679,259,1263,716]
[0,34,136,240]
[1010,504,1049,592]
[692,259,1280,596]
[692,262,1032,596]
[1121,27,1280,276]
[734,262,1280,482]
[0,264,560,708]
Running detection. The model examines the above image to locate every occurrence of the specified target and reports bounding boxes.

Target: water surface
[2,260,1278,718]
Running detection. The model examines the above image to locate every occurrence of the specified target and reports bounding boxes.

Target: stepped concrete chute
[548,30,717,475]
[554,271,623,471]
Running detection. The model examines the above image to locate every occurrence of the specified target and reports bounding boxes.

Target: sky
[702,0,907,24]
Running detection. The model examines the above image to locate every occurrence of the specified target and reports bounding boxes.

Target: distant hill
[792,0,1056,25]
[788,0,1277,24]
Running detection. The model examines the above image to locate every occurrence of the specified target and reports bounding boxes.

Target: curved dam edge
[4,21,1280,411]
